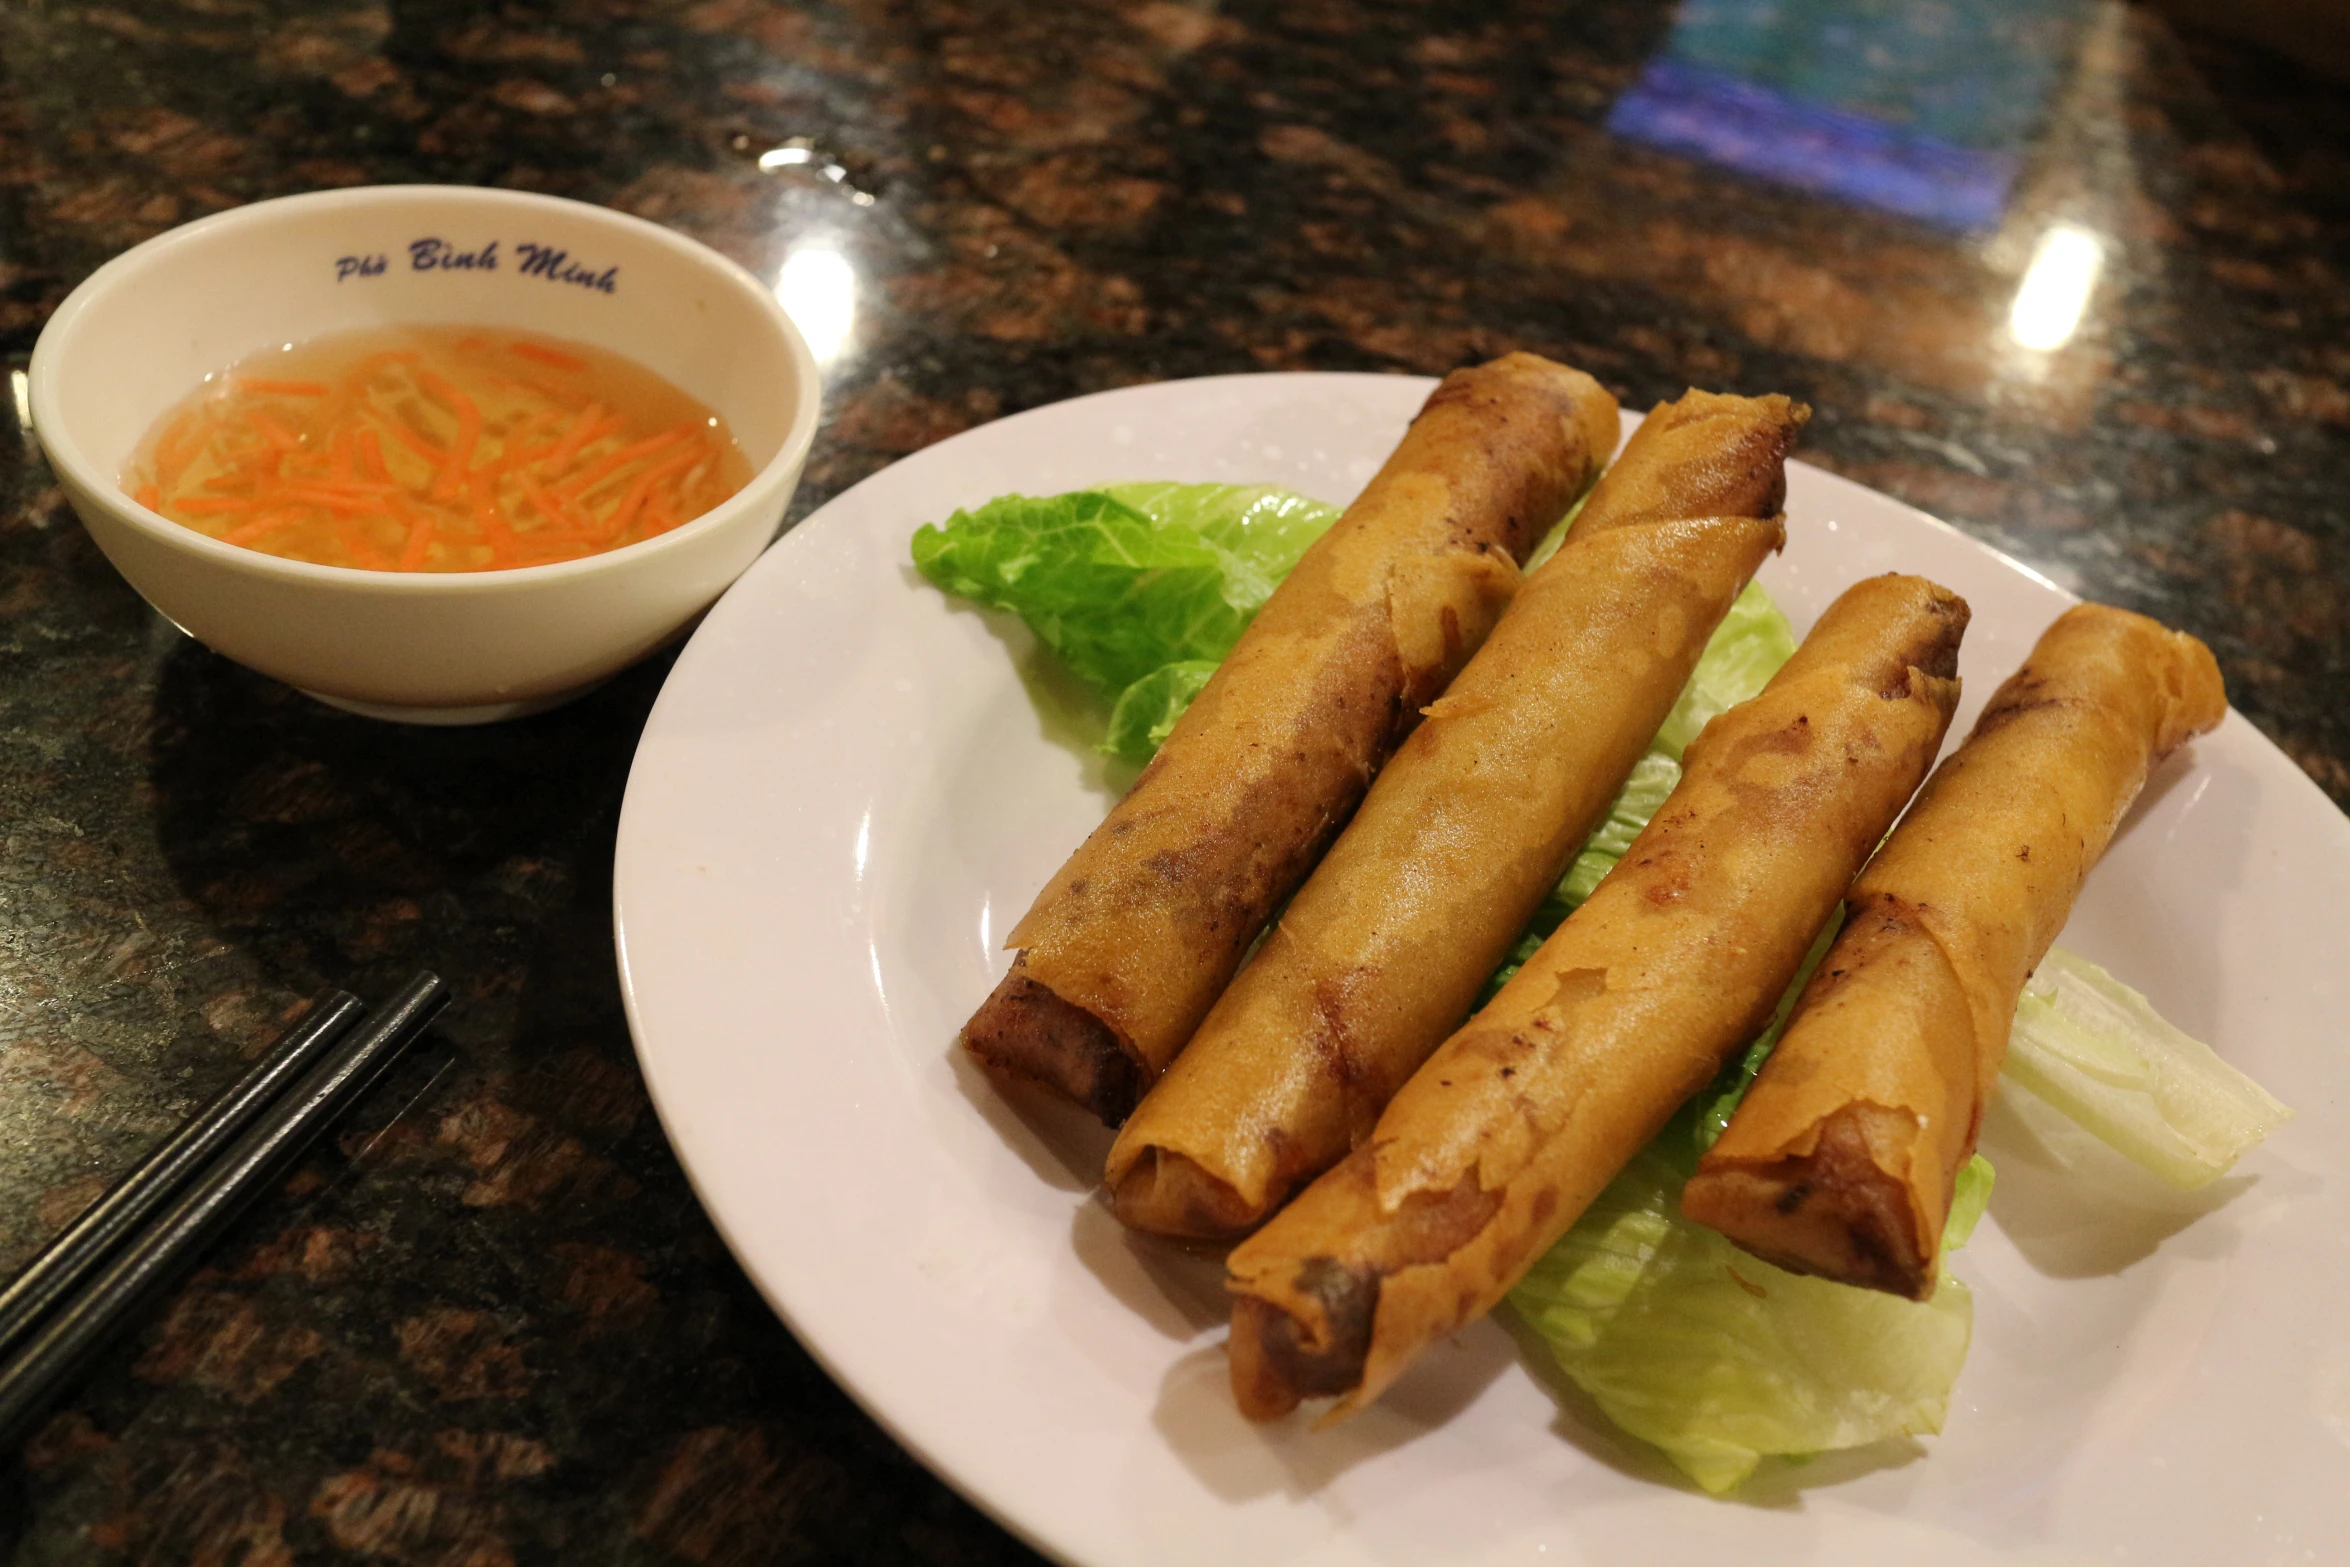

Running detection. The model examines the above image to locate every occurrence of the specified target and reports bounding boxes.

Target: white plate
[614,374,2350,1567]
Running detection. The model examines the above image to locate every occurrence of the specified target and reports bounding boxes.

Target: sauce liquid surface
[123,325,754,572]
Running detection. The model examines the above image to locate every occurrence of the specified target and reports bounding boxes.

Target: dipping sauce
[122,325,754,571]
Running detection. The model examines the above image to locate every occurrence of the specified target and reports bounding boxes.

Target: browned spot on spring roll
[1225,573,1967,1423]
[1105,391,1808,1239]
[963,355,1621,1124]
[962,963,1139,1125]
[1681,604,2227,1299]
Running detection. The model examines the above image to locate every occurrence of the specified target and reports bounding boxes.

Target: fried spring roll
[963,355,1621,1124]
[1680,604,2226,1299]
[1105,391,1809,1239]
[1224,574,1968,1422]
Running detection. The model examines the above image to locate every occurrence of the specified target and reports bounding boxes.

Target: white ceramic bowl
[28,185,820,723]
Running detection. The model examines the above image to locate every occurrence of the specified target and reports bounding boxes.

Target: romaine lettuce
[1098,482,1334,600]
[2005,947,2291,1188]
[1694,908,1844,1149]
[910,483,1340,762]
[1651,581,1799,763]
[1511,1130,1987,1495]
[1104,660,1218,763]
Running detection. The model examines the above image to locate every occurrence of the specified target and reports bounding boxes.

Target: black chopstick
[0,987,367,1364]
[0,971,449,1448]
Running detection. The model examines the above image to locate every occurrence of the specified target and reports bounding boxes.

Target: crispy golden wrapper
[962,355,1621,1124]
[1105,391,1808,1239]
[1681,604,2227,1298]
[1222,573,1968,1422]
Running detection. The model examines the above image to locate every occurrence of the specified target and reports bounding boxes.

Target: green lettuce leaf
[1572,581,1796,897]
[1521,486,1596,574]
[2005,946,2292,1188]
[1557,752,1683,912]
[1099,482,1334,603]
[1651,581,1801,762]
[1510,1131,1983,1495]
[911,483,1341,762]
[1693,906,1845,1150]
[1105,660,1218,763]
[1944,1151,1995,1248]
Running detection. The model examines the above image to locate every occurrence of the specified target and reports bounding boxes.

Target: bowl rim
[26,183,823,595]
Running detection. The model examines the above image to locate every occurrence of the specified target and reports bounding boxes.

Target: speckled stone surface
[0,1,2344,1560]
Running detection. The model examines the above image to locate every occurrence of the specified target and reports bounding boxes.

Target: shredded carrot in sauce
[509,341,589,372]
[122,326,753,572]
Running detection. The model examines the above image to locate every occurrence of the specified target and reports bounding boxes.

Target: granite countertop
[1,1,2344,1560]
